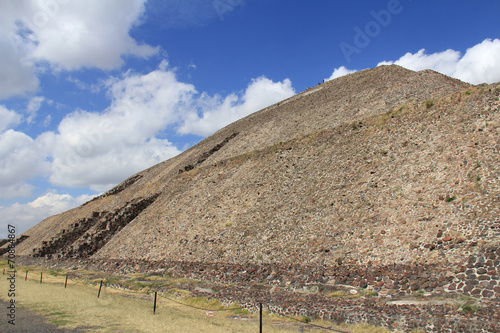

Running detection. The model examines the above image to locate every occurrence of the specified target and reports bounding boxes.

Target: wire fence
[158,293,241,312]
[6,268,350,332]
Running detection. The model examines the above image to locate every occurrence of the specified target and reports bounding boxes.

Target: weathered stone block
[471,288,482,295]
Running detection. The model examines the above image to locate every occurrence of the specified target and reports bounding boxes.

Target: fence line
[157,293,241,312]
[279,313,349,333]
[157,292,348,332]
[19,267,350,332]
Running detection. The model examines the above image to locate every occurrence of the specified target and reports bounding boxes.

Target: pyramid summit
[6,65,500,331]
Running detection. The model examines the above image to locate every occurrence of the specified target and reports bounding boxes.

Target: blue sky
[1,0,499,238]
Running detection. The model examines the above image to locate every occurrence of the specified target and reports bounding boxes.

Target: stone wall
[178,132,238,174]
[447,246,500,299]
[16,248,500,333]
[31,194,160,258]
[83,174,143,204]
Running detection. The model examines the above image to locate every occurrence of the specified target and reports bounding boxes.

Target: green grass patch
[445,195,457,202]
[328,290,346,297]
[459,302,482,312]
[183,296,224,310]
[103,276,123,285]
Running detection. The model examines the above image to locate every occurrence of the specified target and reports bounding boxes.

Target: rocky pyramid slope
[89,78,500,269]
[13,65,477,261]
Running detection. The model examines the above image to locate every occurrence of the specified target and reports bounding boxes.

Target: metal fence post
[97,280,103,298]
[154,291,157,314]
[260,303,263,333]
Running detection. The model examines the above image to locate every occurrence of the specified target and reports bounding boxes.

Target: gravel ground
[0,299,94,333]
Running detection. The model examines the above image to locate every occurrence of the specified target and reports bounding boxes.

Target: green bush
[445,195,457,202]
[461,303,482,312]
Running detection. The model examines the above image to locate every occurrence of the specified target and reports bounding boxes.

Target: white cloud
[0,130,50,188]
[0,61,295,194]
[377,49,461,75]
[67,76,101,93]
[44,61,191,188]
[43,64,294,187]
[26,0,158,71]
[325,66,358,82]
[330,39,500,85]
[43,114,52,127]
[0,192,95,238]
[29,192,94,214]
[0,30,39,99]
[26,96,45,123]
[49,135,182,190]
[0,0,158,99]
[0,183,35,199]
[453,39,500,85]
[376,38,500,84]
[178,76,296,136]
[0,105,22,132]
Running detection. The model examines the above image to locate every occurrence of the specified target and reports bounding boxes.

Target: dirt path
[0,299,93,333]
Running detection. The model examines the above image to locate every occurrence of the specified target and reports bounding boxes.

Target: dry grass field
[0,260,400,333]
